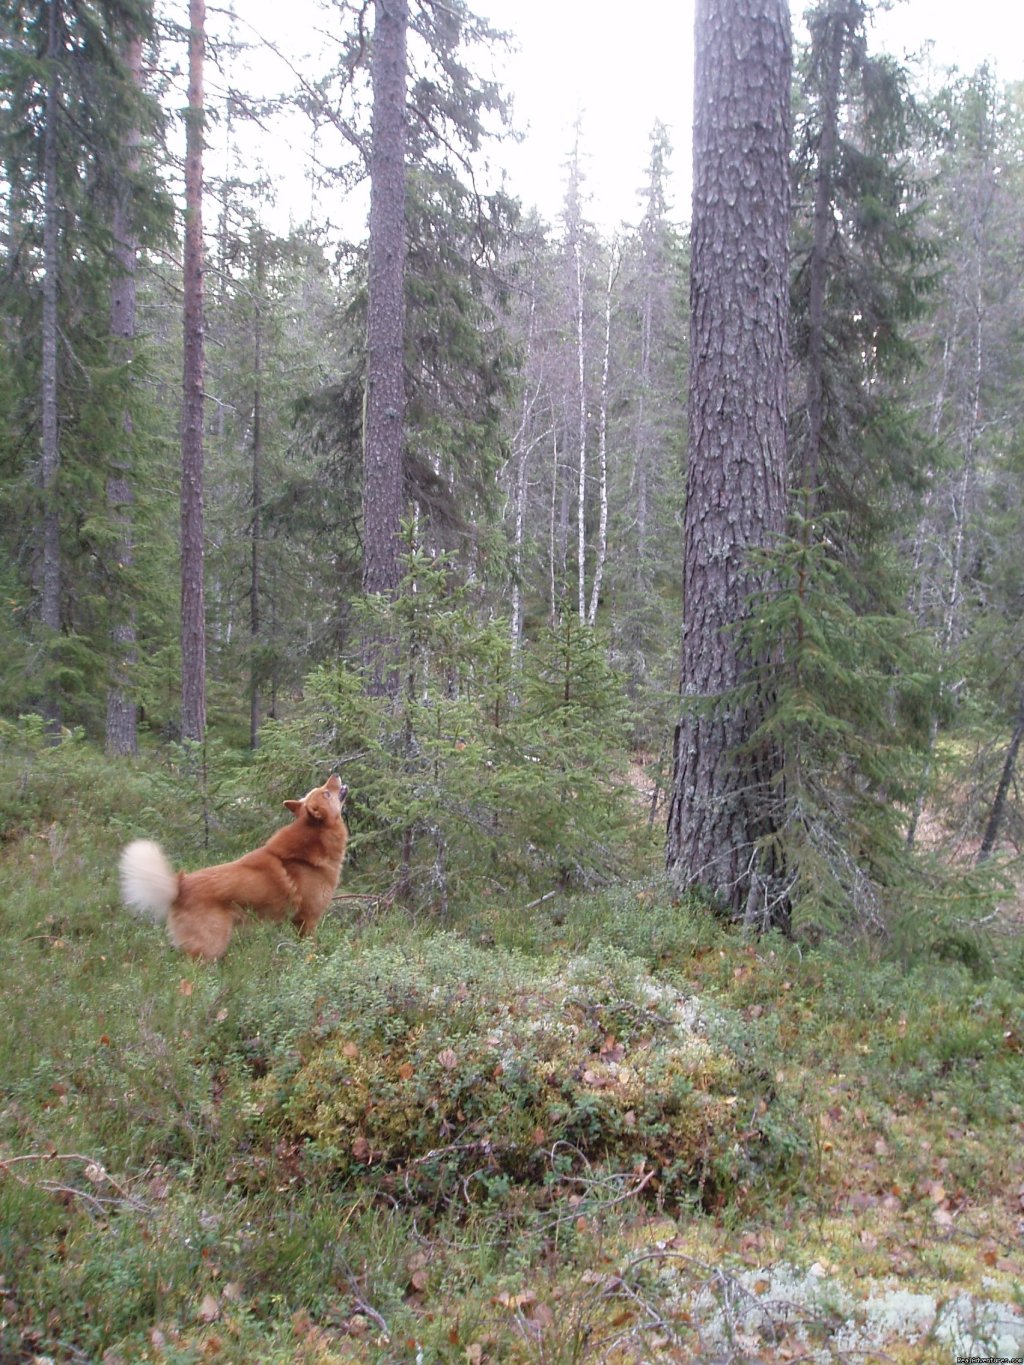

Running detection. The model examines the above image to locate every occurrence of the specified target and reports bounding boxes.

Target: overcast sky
[482,0,1024,229]
[235,0,1024,236]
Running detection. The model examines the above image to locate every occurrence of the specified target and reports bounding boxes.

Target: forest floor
[0,735,1022,1363]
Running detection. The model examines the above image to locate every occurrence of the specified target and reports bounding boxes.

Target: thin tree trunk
[547,413,560,625]
[978,688,1024,862]
[802,5,846,515]
[587,247,616,627]
[249,253,264,750]
[180,0,207,743]
[907,262,984,847]
[105,31,143,757]
[39,0,61,727]
[574,218,587,623]
[363,0,408,600]
[509,290,538,652]
[362,0,408,693]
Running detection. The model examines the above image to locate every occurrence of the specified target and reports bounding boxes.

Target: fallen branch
[523,889,560,911]
[0,1151,152,1213]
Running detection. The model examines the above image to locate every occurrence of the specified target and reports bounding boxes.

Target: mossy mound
[244,935,803,1211]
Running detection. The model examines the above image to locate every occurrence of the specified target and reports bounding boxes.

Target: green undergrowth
[0,734,1022,1361]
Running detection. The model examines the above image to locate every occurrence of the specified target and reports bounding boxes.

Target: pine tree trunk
[361,0,408,694]
[105,31,143,758]
[666,0,792,925]
[363,0,408,602]
[180,0,207,743]
[39,1,61,727]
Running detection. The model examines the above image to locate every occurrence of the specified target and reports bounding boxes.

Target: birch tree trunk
[574,219,587,623]
[509,285,539,652]
[587,247,617,627]
[180,0,207,743]
[666,0,792,924]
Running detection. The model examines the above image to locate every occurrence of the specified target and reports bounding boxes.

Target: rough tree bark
[361,0,408,694]
[666,0,792,925]
[180,0,207,743]
[362,0,408,602]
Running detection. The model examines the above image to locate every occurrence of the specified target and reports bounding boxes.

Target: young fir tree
[609,122,687,752]
[252,548,638,908]
[790,0,937,549]
[204,224,349,746]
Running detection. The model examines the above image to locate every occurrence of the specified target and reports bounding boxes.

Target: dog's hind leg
[291,901,329,939]
[168,906,235,961]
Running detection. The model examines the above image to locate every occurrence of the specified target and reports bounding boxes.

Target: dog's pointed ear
[283,799,302,815]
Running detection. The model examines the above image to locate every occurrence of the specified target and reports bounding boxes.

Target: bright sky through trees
[232,0,1024,233]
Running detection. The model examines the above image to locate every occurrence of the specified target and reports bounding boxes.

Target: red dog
[120,775,349,960]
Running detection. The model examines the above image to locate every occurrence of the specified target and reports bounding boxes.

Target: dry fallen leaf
[197,1292,220,1323]
[351,1136,372,1162]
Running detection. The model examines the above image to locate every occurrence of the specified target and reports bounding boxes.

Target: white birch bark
[587,245,618,627]
[574,223,587,623]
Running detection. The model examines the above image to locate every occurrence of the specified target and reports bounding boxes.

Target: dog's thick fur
[120,775,349,961]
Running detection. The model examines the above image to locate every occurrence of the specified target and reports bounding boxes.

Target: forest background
[3,1,1024,1360]
[3,0,1024,931]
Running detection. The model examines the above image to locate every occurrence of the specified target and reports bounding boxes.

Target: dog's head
[284,773,348,822]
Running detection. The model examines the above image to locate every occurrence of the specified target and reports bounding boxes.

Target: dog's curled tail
[120,839,178,923]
